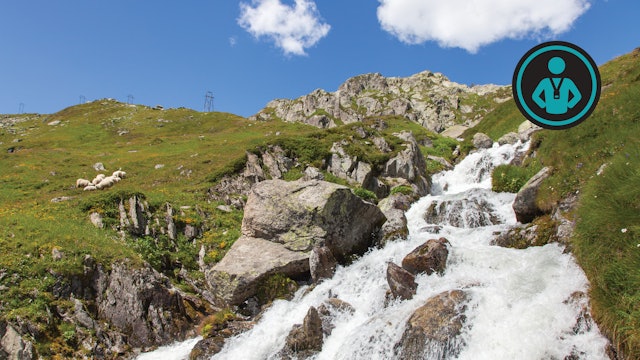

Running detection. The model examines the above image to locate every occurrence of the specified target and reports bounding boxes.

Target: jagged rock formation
[402,237,450,276]
[250,71,509,133]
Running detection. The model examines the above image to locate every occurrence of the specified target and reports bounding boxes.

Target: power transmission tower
[204,91,214,112]
[127,94,134,104]
[79,95,86,104]
[18,103,25,114]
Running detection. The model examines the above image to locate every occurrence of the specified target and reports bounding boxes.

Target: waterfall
[139,141,610,360]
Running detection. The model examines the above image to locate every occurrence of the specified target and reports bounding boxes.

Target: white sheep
[92,174,106,185]
[83,185,97,191]
[97,177,114,189]
[76,178,92,188]
[112,170,126,178]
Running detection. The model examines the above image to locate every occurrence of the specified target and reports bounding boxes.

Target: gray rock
[309,246,337,283]
[97,261,195,348]
[472,132,493,149]
[90,212,104,229]
[317,298,355,336]
[240,180,386,260]
[51,247,64,261]
[206,236,309,306]
[397,290,468,360]
[498,132,519,145]
[386,262,417,301]
[383,133,429,196]
[512,167,552,223]
[427,155,453,170]
[243,152,265,183]
[372,136,392,153]
[0,323,35,360]
[402,237,450,276]
[302,166,324,181]
[93,162,105,171]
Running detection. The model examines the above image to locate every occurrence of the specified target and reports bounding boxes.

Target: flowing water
[139,141,610,359]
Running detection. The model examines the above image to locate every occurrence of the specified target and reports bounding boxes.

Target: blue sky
[0,0,638,117]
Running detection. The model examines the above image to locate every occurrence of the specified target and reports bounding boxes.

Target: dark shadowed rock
[387,262,417,300]
[397,290,468,360]
[512,167,552,223]
[309,246,337,283]
[402,238,450,276]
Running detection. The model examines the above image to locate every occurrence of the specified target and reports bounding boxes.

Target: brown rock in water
[397,290,469,359]
[402,237,450,275]
[279,306,324,359]
[386,262,417,300]
[512,167,552,223]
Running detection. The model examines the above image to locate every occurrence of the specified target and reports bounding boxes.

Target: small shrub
[257,273,298,304]
[390,185,414,196]
[491,164,539,193]
[353,187,377,203]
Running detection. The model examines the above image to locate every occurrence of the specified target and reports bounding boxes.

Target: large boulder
[241,179,386,260]
[397,290,469,359]
[402,238,450,276]
[512,167,552,223]
[206,236,309,306]
[208,180,386,306]
[382,132,430,196]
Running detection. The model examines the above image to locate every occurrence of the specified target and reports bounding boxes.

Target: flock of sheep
[76,170,127,191]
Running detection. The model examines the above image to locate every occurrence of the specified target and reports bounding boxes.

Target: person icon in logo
[532,56,582,115]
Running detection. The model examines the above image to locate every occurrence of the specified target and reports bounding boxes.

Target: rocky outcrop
[251,71,508,133]
[382,132,430,196]
[378,193,414,243]
[0,323,35,360]
[512,167,552,223]
[49,256,207,358]
[207,180,386,306]
[396,290,469,360]
[387,262,417,301]
[402,238,450,276]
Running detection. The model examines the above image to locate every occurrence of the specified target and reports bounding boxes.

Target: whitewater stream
[139,140,610,359]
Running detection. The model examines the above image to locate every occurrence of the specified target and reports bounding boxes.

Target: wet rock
[396,290,468,360]
[402,237,450,276]
[472,132,493,149]
[424,192,501,228]
[189,336,225,360]
[512,166,552,223]
[317,298,355,336]
[309,246,337,283]
[280,307,324,358]
[387,262,417,301]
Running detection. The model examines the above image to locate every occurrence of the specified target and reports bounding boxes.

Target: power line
[18,103,25,114]
[204,91,214,112]
[127,94,134,104]
[79,95,86,104]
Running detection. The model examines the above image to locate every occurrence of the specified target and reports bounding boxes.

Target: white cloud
[238,0,331,56]
[377,0,591,53]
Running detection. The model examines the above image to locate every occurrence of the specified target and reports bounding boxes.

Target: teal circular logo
[512,41,601,130]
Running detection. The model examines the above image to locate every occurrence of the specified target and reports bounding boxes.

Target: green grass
[491,163,542,193]
[573,147,640,358]
[471,49,640,357]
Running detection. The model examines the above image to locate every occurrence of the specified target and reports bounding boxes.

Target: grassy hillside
[465,48,640,358]
[0,99,458,355]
